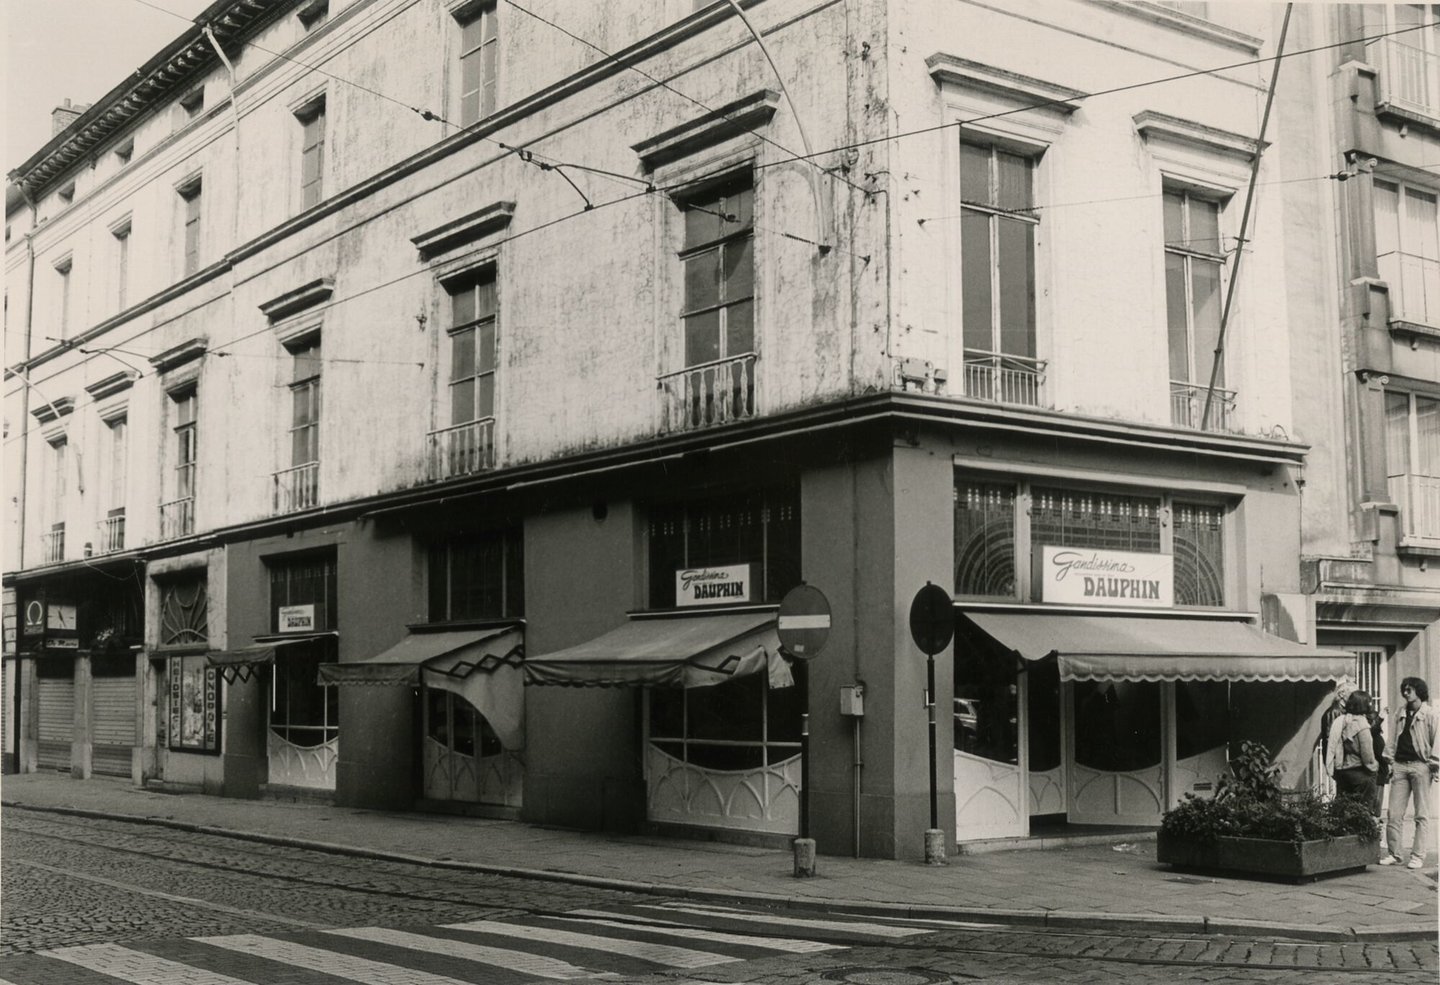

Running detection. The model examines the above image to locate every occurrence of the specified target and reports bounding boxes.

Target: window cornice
[1134,110,1263,162]
[259,277,334,322]
[412,202,515,260]
[148,337,207,374]
[927,54,1085,116]
[632,90,780,171]
[31,395,75,424]
[84,371,138,401]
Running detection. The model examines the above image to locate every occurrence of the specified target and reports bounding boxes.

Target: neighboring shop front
[949,466,1350,843]
[13,561,145,779]
[146,552,225,792]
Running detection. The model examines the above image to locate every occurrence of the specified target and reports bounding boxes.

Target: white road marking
[557,910,843,952]
[643,903,933,937]
[325,926,594,979]
[196,933,476,984]
[44,943,255,985]
[442,918,742,969]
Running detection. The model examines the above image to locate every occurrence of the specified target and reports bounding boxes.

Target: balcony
[1170,381,1237,433]
[658,353,757,432]
[1378,37,1440,120]
[273,461,319,514]
[427,418,495,481]
[98,509,126,554]
[42,524,64,563]
[960,350,1046,407]
[1389,472,1440,542]
[161,497,194,538]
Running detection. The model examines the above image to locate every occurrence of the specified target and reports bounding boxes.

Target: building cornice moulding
[1086,1,1263,53]
[926,54,1085,115]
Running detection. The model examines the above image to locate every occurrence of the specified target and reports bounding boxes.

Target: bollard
[793,837,817,877]
[924,828,946,865]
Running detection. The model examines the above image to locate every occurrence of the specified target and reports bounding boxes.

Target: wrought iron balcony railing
[1170,381,1237,433]
[98,509,126,554]
[426,418,496,481]
[273,461,319,514]
[160,497,194,539]
[42,524,64,563]
[960,349,1047,407]
[658,353,757,432]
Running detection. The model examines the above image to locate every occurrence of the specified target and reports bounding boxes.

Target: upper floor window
[288,338,321,468]
[1375,178,1440,326]
[179,178,203,276]
[297,98,327,210]
[113,221,131,310]
[954,475,1227,607]
[457,2,498,126]
[1385,388,1440,541]
[1164,189,1231,430]
[297,0,329,29]
[647,485,800,609]
[107,416,128,509]
[680,177,755,370]
[179,88,205,124]
[428,528,523,621]
[47,437,68,525]
[959,141,1042,406]
[167,387,198,527]
[1374,4,1440,116]
[54,257,73,338]
[447,270,498,427]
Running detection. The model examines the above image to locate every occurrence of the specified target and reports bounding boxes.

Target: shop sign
[1040,546,1174,608]
[23,600,44,636]
[44,637,79,649]
[277,604,316,632]
[676,564,753,606]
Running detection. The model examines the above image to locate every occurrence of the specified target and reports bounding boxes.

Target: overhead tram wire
[752,17,1440,173]
[11,15,1440,393]
[120,0,656,194]
[501,0,869,199]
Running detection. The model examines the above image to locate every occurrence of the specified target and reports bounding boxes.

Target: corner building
[4,0,1350,858]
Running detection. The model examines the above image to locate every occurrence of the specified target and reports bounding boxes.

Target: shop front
[526,610,798,836]
[950,475,1351,842]
[319,625,526,810]
[952,610,1353,840]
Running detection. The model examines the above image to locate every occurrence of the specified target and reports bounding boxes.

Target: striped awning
[317,627,525,749]
[960,611,1353,683]
[524,612,792,689]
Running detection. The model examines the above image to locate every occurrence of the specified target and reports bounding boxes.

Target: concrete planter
[1157,832,1377,882]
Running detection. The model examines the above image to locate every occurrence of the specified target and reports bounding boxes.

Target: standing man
[1380,678,1439,869]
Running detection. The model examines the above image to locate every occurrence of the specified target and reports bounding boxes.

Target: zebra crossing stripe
[43,943,255,985]
[195,933,476,984]
[556,911,844,953]
[642,904,932,938]
[324,926,594,979]
[442,918,742,969]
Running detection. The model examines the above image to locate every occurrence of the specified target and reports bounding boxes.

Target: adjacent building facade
[4,0,1388,858]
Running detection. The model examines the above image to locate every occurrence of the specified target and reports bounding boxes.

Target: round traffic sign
[908,582,954,656]
[777,584,831,660]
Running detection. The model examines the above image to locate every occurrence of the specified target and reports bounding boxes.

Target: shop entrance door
[422,688,522,806]
[1067,680,1165,825]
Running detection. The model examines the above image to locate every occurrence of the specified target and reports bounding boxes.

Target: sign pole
[926,649,938,831]
[776,583,832,878]
[908,581,956,865]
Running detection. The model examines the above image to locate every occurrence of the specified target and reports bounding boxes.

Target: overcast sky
[4,0,212,173]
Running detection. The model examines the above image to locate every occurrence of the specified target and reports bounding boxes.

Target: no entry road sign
[776,584,831,660]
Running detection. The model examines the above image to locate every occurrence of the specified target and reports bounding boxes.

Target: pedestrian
[1370,705,1390,819]
[1321,679,1357,791]
[1330,690,1378,809]
[1380,677,1439,869]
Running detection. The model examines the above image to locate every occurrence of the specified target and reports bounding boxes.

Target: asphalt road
[1,810,1435,984]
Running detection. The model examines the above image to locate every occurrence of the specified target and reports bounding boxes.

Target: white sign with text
[676,564,753,607]
[277,604,316,632]
[1040,547,1174,608]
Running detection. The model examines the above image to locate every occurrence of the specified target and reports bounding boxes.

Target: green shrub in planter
[1161,741,1379,848]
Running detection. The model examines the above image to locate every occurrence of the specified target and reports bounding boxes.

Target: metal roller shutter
[37,678,74,771]
[92,677,136,776]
